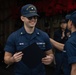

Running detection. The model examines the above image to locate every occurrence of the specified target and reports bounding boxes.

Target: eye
[27,16,37,20]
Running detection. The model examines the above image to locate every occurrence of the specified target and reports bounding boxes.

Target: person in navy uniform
[53,19,70,75]
[50,11,76,75]
[4,4,54,75]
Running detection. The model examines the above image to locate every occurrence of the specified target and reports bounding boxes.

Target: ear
[70,20,73,27]
[20,16,24,22]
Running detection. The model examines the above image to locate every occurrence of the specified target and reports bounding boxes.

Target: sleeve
[64,42,76,64]
[43,33,52,51]
[4,33,16,54]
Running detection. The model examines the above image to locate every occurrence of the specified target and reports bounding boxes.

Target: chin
[30,26,35,28]
[31,24,35,26]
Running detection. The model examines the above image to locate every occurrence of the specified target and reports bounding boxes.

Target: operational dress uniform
[53,28,70,75]
[64,31,76,66]
[4,26,52,75]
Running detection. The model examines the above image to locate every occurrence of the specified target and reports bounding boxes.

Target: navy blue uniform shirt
[4,26,52,75]
[64,31,76,65]
[53,28,71,75]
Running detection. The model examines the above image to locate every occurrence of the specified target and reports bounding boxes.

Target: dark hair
[60,19,67,24]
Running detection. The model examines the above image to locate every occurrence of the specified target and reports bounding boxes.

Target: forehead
[61,22,67,25]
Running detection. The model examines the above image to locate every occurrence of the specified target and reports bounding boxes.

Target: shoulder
[36,28,50,41]
[36,28,49,37]
[66,35,76,45]
[7,27,22,40]
[54,29,61,36]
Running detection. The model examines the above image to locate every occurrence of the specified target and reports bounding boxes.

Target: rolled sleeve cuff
[68,56,76,64]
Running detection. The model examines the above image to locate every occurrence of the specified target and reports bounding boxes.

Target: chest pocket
[15,36,30,51]
[36,42,46,50]
[16,42,28,51]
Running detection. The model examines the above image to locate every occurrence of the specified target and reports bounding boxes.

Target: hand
[61,31,65,39]
[66,32,70,37]
[42,54,54,65]
[12,52,23,62]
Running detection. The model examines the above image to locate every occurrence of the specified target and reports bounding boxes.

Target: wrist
[10,56,15,63]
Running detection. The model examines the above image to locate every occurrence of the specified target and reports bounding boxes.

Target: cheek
[67,24,71,30]
[30,19,37,24]
[64,25,67,28]
[24,21,29,25]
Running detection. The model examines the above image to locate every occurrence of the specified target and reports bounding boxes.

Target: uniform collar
[20,26,40,36]
[70,31,76,37]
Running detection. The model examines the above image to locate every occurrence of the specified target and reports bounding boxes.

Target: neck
[71,26,76,33]
[71,29,76,33]
[24,26,35,34]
